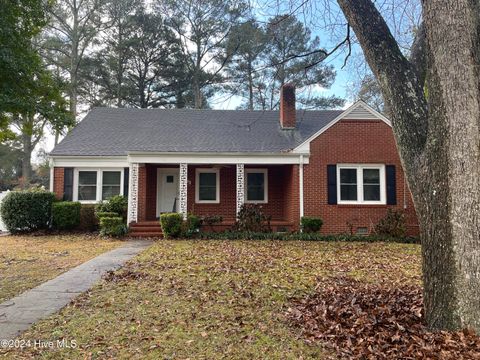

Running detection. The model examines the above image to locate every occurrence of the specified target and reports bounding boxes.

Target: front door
[157,169,179,216]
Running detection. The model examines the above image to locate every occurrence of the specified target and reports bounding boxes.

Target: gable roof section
[50,108,343,156]
[292,101,391,153]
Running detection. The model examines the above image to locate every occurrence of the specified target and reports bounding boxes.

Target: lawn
[2,240,421,359]
[0,234,124,303]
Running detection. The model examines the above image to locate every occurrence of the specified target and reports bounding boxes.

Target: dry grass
[0,234,124,303]
[2,240,421,359]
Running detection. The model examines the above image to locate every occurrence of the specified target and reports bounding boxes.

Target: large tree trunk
[337,0,480,332]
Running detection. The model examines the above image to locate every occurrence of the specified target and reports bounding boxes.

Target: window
[337,165,385,204]
[74,169,124,203]
[102,171,121,200]
[245,169,268,203]
[196,169,220,203]
[78,171,97,201]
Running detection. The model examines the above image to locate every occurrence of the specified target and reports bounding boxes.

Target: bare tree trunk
[248,59,254,111]
[21,129,33,186]
[337,0,480,332]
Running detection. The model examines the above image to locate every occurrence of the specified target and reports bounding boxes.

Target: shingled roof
[50,107,344,156]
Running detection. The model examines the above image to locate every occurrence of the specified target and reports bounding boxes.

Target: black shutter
[327,165,337,205]
[123,167,129,198]
[63,168,73,201]
[386,165,397,205]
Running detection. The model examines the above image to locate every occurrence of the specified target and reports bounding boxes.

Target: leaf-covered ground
[0,235,123,303]
[2,240,421,359]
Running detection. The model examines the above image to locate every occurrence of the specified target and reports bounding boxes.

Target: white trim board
[293,101,392,153]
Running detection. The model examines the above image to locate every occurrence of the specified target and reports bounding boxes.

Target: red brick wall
[303,120,419,235]
[53,167,64,200]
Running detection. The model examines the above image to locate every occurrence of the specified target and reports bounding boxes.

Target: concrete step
[128,232,163,238]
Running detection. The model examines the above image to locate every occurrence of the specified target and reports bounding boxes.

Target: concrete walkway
[0,240,153,339]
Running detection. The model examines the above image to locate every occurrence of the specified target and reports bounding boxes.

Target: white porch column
[236,163,245,216]
[299,155,304,218]
[179,163,188,218]
[127,163,139,224]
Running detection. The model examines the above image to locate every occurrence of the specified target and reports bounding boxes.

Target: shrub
[79,204,98,231]
[201,215,223,231]
[183,214,201,237]
[96,211,118,220]
[375,209,407,238]
[160,213,183,238]
[301,217,323,233]
[234,204,271,232]
[95,195,128,220]
[52,202,81,230]
[99,217,126,237]
[0,191,55,233]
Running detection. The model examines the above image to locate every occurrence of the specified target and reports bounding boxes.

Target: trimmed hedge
[160,213,183,238]
[301,217,323,233]
[79,204,98,231]
[96,211,118,220]
[99,217,126,237]
[95,195,128,220]
[196,231,419,244]
[0,191,55,233]
[52,202,81,230]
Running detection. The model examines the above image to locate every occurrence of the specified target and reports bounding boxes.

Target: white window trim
[245,168,268,204]
[73,168,124,204]
[195,168,220,204]
[337,164,386,205]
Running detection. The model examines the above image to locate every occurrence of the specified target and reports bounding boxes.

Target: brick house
[49,85,419,236]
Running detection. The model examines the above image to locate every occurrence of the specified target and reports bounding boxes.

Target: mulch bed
[287,277,480,359]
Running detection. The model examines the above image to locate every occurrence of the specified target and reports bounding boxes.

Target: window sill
[335,203,389,208]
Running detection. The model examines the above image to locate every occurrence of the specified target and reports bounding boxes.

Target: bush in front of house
[96,211,119,220]
[160,213,184,238]
[79,204,98,231]
[375,209,407,238]
[52,202,81,230]
[234,204,271,232]
[182,214,202,237]
[95,195,128,220]
[0,190,56,233]
[99,216,126,237]
[301,217,323,233]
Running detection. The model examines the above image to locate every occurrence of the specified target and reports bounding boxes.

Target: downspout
[299,155,304,221]
[49,159,54,192]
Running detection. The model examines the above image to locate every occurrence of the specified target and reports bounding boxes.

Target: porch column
[127,163,139,224]
[179,163,188,219]
[236,163,245,216]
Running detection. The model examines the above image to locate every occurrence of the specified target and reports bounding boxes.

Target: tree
[41,0,106,119]
[158,0,248,108]
[223,19,267,110]
[9,69,72,183]
[261,15,343,110]
[80,0,141,107]
[334,0,480,332]
[123,10,184,108]
[0,0,48,117]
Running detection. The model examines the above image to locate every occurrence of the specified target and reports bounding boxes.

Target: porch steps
[129,221,163,238]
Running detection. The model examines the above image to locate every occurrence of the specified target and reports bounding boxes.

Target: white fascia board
[292,101,392,153]
[50,156,129,168]
[127,152,310,165]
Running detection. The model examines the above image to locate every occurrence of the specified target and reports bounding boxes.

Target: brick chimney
[280,83,296,129]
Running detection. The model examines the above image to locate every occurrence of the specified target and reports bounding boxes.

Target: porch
[128,162,302,236]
